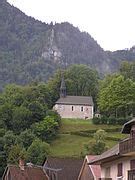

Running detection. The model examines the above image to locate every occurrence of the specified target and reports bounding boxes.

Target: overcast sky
[7,0,135,51]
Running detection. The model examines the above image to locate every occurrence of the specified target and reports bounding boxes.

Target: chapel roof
[55,95,93,106]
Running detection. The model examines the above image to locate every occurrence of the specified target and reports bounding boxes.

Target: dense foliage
[48,64,99,105]
[98,62,135,118]
[0,82,61,177]
[85,129,108,155]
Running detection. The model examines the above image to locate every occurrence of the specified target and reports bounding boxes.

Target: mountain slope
[0,0,135,90]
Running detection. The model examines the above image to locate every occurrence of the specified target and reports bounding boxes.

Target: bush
[108,117,117,125]
[46,110,61,125]
[116,117,130,125]
[92,117,101,124]
[32,116,59,141]
[92,116,131,125]
[27,139,50,165]
[101,116,108,124]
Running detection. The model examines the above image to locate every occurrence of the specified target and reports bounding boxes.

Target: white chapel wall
[54,104,93,119]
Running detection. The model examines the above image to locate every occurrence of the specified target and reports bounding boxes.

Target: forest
[0,63,135,177]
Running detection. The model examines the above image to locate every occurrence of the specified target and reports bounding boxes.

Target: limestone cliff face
[42,29,62,64]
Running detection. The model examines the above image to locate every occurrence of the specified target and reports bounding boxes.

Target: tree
[48,64,99,105]
[7,144,27,164]
[98,74,135,117]
[120,61,135,81]
[3,131,17,154]
[85,129,107,155]
[27,101,46,123]
[27,139,50,165]
[32,116,59,141]
[12,106,32,133]
[18,129,36,149]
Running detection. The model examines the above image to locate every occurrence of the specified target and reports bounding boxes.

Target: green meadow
[50,118,128,157]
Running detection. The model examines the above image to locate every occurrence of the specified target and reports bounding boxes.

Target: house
[2,159,49,180]
[43,157,83,180]
[89,117,135,180]
[78,155,101,180]
[54,77,94,119]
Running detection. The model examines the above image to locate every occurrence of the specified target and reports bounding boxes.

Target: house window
[71,106,74,111]
[117,163,123,177]
[81,106,83,112]
[130,160,135,170]
[105,167,110,178]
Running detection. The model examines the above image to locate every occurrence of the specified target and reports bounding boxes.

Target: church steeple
[60,76,66,98]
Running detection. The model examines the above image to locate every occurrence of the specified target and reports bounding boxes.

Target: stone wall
[54,104,93,119]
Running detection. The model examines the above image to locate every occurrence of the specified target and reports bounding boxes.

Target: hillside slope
[0,0,135,90]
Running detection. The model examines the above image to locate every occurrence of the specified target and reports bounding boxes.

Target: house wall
[54,104,93,119]
[101,156,135,180]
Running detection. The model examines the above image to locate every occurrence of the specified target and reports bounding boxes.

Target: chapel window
[72,106,74,111]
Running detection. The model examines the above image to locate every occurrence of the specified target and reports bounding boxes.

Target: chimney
[19,159,25,171]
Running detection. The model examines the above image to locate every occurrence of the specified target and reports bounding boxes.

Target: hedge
[92,116,131,125]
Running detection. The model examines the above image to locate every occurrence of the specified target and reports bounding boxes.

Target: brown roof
[89,144,120,165]
[44,157,83,180]
[2,165,49,180]
[55,96,93,106]
[121,118,135,134]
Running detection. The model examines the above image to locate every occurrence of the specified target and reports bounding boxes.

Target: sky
[7,0,135,51]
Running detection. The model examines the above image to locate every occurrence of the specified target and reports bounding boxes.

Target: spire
[60,76,66,98]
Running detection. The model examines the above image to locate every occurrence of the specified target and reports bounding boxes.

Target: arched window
[81,107,83,112]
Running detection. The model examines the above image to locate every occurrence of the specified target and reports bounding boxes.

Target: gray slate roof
[89,144,119,165]
[44,157,83,180]
[55,96,93,106]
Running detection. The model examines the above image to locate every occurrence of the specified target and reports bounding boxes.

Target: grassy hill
[50,119,128,158]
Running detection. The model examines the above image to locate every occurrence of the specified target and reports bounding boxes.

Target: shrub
[108,117,117,125]
[92,117,101,124]
[116,117,130,125]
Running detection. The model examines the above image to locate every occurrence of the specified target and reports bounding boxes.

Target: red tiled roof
[87,156,101,178]
[3,165,49,180]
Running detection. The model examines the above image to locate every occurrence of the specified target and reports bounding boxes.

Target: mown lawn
[50,134,91,157]
[59,118,121,133]
[50,118,127,158]
[50,134,118,158]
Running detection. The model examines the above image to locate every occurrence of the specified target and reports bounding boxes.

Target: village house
[78,155,101,180]
[43,157,83,180]
[89,117,135,180]
[54,77,94,119]
[2,159,49,180]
